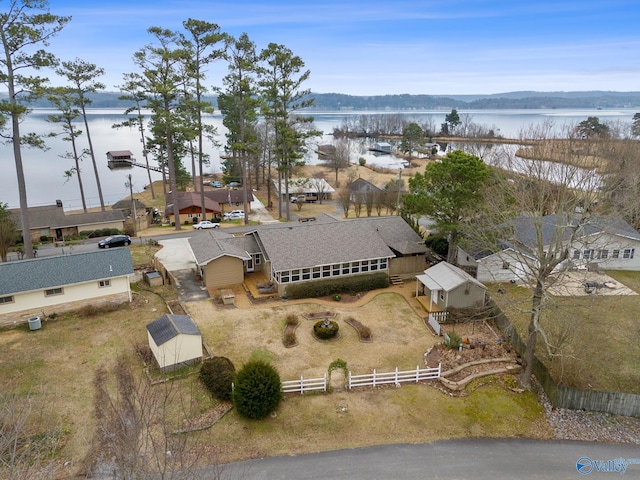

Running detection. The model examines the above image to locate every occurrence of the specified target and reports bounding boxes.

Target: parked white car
[193,220,220,230]
[224,210,245,220]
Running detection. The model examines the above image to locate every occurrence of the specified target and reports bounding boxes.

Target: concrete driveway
[155,238,210,303]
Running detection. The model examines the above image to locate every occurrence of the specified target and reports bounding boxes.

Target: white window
[598,250,609,259]
[583,249,594,260]
[623,248,635,259]
[573,250,581,260]
[255,254,261,265]
[0,295,14,304]
[99,279,111,288]
[45,287,63,297]
[613,250,620,258]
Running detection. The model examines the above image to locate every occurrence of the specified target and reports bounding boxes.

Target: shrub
[285,272,388,300]
[200,357,236,401]
[359,325,372,341]
[358,157,366,166]
[283,332,297,347]
[314,320,339,340]
[445,331,462,350]
[39,235,50,242]
[332,294,341,302]
[285,313,299,326]
[232,360,282,419]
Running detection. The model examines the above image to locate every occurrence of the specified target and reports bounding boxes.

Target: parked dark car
[98,235,131,248]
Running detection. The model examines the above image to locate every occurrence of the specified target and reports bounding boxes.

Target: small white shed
[146,314,203,372]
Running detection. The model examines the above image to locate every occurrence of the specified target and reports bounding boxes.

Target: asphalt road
[214,439,640,480]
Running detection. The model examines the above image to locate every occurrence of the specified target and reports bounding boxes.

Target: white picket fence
[281,374,327,394]
[348,364,441,389]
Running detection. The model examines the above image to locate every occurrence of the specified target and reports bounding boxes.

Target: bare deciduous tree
[465,121,603,389]
[86,358,212,480]
[0,385,62,480]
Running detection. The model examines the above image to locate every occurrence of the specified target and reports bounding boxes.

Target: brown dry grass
[487,273,640,393]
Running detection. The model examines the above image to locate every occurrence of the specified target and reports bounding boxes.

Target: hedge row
[284,272,389,300]
[79,228,124,238]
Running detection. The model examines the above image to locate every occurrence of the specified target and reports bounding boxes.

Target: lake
[1,107,636,210]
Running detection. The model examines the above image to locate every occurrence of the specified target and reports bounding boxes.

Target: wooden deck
[243,271,277,299]
[416,295,444,313]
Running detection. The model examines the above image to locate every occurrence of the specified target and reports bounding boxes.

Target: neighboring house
[188,215,428,296]
[348,178,384,202]
[415,261,487,316]
[164,192,221,225]
[11,203,126,242]
[112,198,150,231]
[273,177,336,203]
[461,214,640,284]
[203,188,254,214]
[0,249,134,325]
[146,314,203,372]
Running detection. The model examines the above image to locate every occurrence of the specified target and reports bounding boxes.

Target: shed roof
[0,249,134,296]
[146,314,201,347]
[416,261,486,293]
[189,231,254,265]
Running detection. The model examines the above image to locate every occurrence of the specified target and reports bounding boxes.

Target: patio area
[547,271,638,296]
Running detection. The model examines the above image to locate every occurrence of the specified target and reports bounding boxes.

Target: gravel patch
[537,382,640,444]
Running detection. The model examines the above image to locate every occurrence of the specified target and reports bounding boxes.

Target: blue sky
[46,0,640,95]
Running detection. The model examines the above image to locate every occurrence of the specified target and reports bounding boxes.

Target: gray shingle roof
[513,214,640,250]
[146,314,201,346]
[257,220,394,271]
[188,216,425,271]
[189,231,254,265]
[0,249,134,296]
[10,205,125,230]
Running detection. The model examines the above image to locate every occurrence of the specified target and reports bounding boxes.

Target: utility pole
[127,174,137,237]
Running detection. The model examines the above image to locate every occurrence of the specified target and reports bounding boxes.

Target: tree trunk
[81,103,105,211]
[519,281,544,389]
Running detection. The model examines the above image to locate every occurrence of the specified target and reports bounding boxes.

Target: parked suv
[98,235,131,248]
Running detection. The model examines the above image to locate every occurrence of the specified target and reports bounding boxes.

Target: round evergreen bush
[231,360,282,419]
[200,356,236,401]
[314,320,339,340]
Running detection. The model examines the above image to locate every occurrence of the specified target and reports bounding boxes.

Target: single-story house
[460,214,640,284]
[164,192,221,224]
[273,178,336,203]
[146,314,203,372]
[348,178,384,202]
[371,142,392,154]
[11,203,126,242]
[188,215,428,296]
[415,261,487,315]
[203,188,254,214]
[0,249,134,326]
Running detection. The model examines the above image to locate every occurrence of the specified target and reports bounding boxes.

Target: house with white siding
[0,249,133,326]
[459,214,640,284]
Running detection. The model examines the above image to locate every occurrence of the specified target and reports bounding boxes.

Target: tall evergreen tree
[181,19,224,222]
[114,73,156,199]
[132,27,192,229]
[55,58,106,210]
[218,33,260,224]
[46,86,89,212]
[0,0,70,258]
[258,43,317,220]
